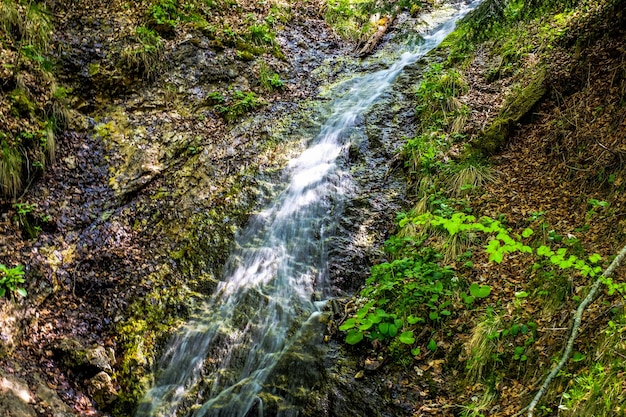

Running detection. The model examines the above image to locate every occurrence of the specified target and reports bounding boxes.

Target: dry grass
[120,44,164,81]
[0,144,23,198]
[448,164,497,197]
[465,311,502,383]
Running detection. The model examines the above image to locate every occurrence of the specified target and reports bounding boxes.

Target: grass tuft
[448,164,497,196]
[0,141,23,198]
[465,311,502,383]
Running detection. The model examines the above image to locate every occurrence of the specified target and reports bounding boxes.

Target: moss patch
[473,70,546,155]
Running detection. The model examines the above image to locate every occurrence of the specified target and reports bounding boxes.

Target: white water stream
[137,2,480,416]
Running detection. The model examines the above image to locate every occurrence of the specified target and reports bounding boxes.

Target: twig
[527,243,626,417]
[513,405,530,417]
[613,349,626,360]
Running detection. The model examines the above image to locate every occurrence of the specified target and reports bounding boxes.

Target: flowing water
[137,2,480,416]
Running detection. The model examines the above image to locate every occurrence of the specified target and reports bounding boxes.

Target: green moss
[472,71,546,154]
[10,88,35,117]
[236,50,255,62]
[113,265,191,416]
[235,40,265,56]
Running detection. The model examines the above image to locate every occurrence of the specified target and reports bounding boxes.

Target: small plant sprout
[0,264,27,298]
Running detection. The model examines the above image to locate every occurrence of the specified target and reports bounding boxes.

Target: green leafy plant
[339,302,405,345]
[259,62,284,91]
[13,202,42,239]
[13,202,52,239]
[248,23,275,45]
[0,264,27,298]
[586,198,610,219]
[339,233,457,354]
[148,0,179,32]
[214,90,265,122]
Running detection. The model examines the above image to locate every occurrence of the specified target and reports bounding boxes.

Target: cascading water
[137,2,480,416]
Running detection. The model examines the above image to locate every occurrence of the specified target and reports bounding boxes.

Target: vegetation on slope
[337,0,626,415]
[0,1,70,200]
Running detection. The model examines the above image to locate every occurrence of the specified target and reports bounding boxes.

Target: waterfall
[136,2,480,416]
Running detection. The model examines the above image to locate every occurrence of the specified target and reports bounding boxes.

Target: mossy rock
[472,70,546,154]
[10,89,36,117]
[236,50,256,62]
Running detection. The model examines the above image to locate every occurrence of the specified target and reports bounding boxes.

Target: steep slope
[331,0,626,415]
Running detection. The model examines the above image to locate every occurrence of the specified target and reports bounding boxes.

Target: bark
[357,15,394,57]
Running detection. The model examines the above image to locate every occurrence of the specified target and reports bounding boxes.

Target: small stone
[87,372,118,409]
[63,156,77,170]
[363,358,381,371]
[354,370,365,379]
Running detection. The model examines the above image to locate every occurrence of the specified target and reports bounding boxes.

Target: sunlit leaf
[345,330,363,345]
[339,318,356,331]
[399,331,415,344]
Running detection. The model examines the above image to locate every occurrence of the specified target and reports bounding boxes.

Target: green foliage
[339,233,458,353]
[206,91,225,105]
[469,283,491,298]
[362,246,455,319]
[562,340,626,417]
[323,0,373,41]
[403,133,446,176]
[213,90,265,122]
[13,202,50,239]
[414,63,468,131]
[258,62,284,91]
[0,264,27,298]
[406,210,606,283]
[120,26,164,80]
[400,64,471,179]
[148,0,179,32]
[248,23,275,45]
[136,26,163,50]
[21,43,51,70]
[339,301,405,344]
[466,308,538,381]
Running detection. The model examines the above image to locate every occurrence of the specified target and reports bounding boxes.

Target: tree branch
[527,243,626,417]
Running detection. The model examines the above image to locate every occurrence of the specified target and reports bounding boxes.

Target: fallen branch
[356,14,394,57]
[527,243,626,417]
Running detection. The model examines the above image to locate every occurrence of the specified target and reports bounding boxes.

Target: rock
[87,371,118,409]
[52,337,113,375]
[63,156,77,170]
[32,374,77,417]
[0,370,36,417]
[363,358,382,371]
[0,301,21,359]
